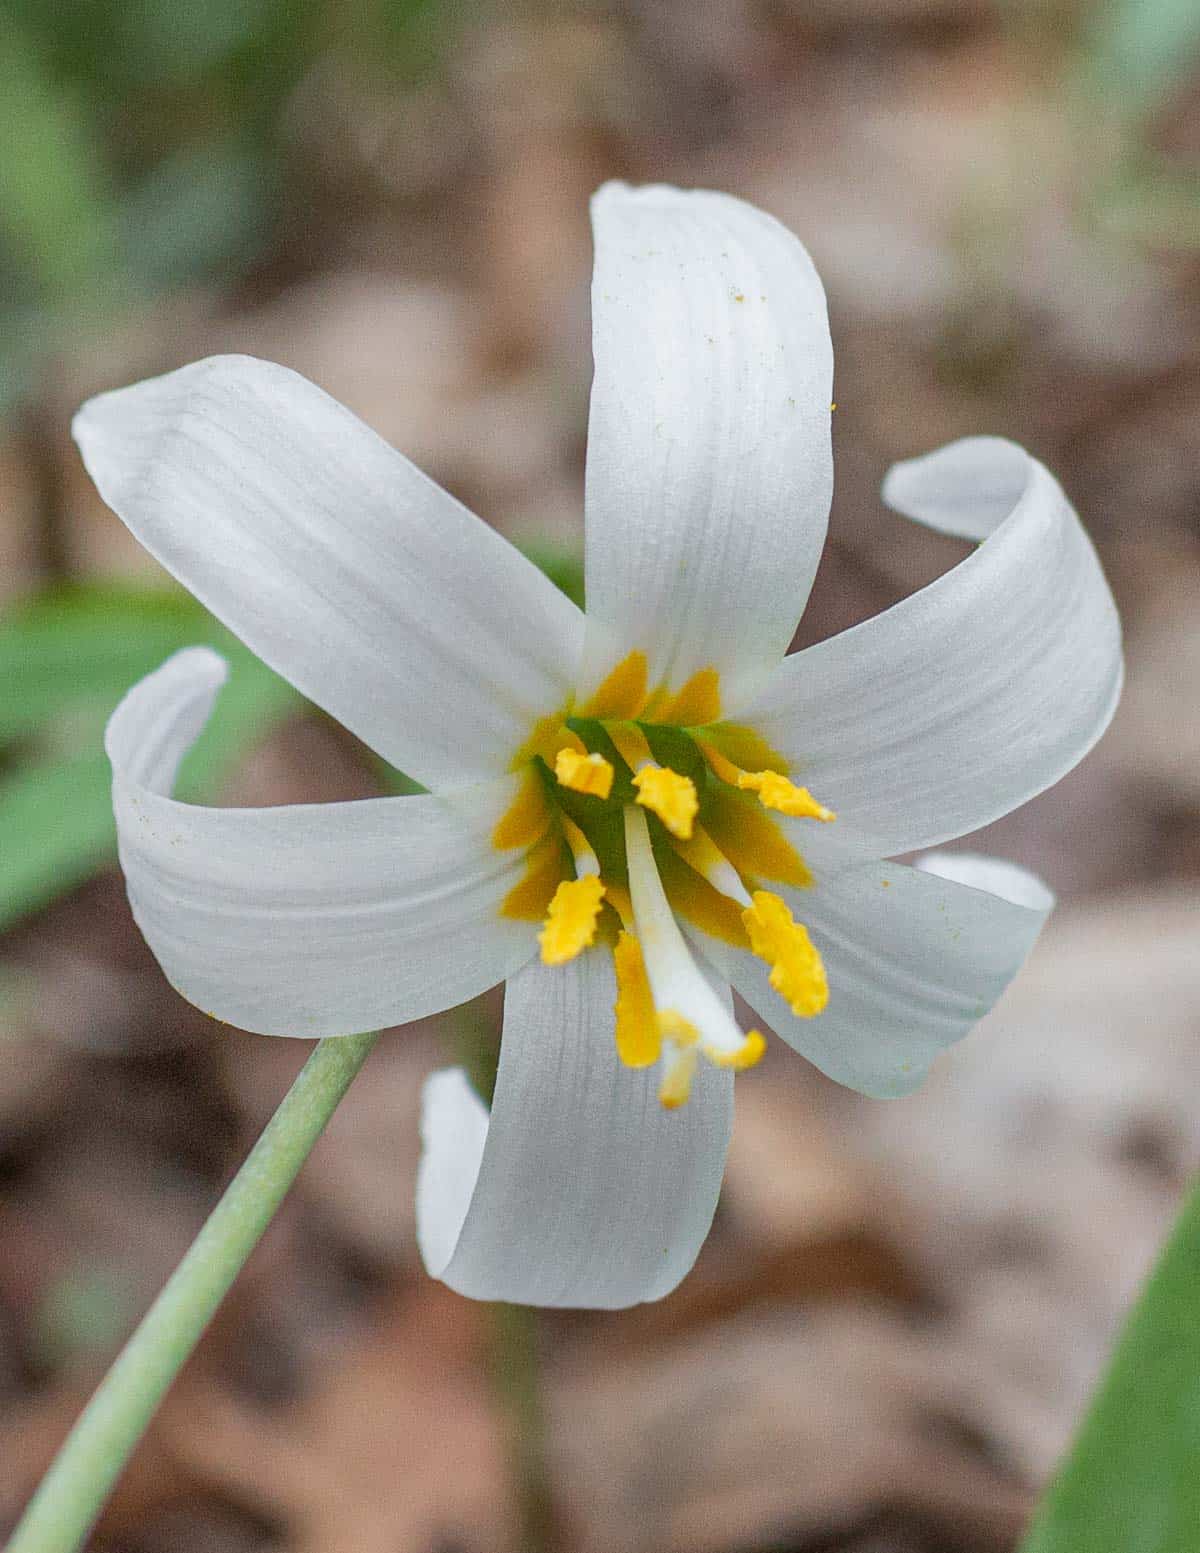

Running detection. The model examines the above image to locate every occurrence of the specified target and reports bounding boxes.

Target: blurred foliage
[1073,0,1200,249]
[1083,0,1200,121]
[0,0,455,409]
[0,584,301,927]
[0,542,583,934]
[1021,1175,1200,1553]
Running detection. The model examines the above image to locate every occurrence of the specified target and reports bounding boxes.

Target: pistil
[623,805,764,1105]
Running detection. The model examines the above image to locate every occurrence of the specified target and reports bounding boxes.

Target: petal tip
[915,850,1055,914]
[881,436,1033,532]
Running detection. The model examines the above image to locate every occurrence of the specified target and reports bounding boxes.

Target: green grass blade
[1021,1177,1200,1552]
[0,753,117,926]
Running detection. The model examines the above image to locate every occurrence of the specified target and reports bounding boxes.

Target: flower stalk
[5,1030,380,1553]
[489,1302,556,1553]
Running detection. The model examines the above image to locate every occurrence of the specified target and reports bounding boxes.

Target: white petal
[417,950,733,1308]
[107,649,538,1036]
[738,439,1122,854]
[698,851,1053,1098]
[75,355,584,791]
[580,183,833,705]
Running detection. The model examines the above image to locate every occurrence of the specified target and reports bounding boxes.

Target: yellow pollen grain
[736,770,835,822]
[633,765,699,840]
[613,931,661,1068]
[706,1029,768,1071]
[659,1043,699,1110]
[741,890,829,1017]
[555,747,614,800]
[538,874,606,965]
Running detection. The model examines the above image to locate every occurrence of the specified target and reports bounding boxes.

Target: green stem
[488,1302,556,1553]
[5,1030,380,1553]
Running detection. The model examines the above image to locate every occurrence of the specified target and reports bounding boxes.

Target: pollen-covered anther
[539,874,606,966]
[613,931,660,1068]
[736,770,835,822]
[633,765,699,840]
[742,890,829,1017]
[555,747,615,800]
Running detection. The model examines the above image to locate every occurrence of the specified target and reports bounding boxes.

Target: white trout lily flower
[74,183,1121,1309]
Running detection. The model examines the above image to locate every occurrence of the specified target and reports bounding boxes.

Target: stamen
[624,806,762,1090]
[632,765,698,840]
[560,814,601,877]
[700,740,834,821]
[613,931,661,1068]
[606,721,655,772]
[741,890,829,1017]
[735,770,835,822]
[539,874,606,965]
[672,825,752,906]
[555,747,614,800]
[609,723,699,840]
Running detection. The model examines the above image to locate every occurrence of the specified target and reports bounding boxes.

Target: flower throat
[493,651,835,1107]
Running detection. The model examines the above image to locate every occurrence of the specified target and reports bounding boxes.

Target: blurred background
[1,0,1199,1548]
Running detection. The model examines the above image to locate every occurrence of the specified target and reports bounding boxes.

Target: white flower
[74,183,1122,1310]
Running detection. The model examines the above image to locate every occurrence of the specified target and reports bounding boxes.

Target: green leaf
[175,651,300,800]
[0,584,210,748]
[1021,1176,1200,1553]
[0,584,301,931]
[119,144,274,293]
[0,536,584,929]
[0,19,126,312]
[0,752,117,926]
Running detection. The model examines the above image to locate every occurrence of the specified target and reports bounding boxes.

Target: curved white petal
[417,950,733,1308]
[698,850,1053,1098]
[580,183,833,705]
[738,439,1122,854]
[107,649,538,1036]
[76,355,584,791]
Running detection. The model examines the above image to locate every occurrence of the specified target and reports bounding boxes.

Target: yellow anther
[741,890,829,1017]
[659,1043,699,1110]
[613,931,661,1069]
[736,770,835,822]
[633,765,699,840]
[538,874,606,966]
[555,747,615,800]
[706,1029,768,1071]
